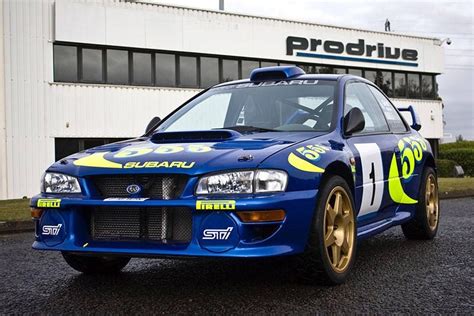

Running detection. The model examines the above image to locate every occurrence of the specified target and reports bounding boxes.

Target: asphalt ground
[1,198,473,314]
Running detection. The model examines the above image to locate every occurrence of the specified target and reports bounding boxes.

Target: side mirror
[397,105,421,131]
[145,117,161,134]
[344,107,365,135]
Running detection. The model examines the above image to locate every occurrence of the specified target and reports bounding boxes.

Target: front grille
[90,175,187,199]
[90,207,192,242]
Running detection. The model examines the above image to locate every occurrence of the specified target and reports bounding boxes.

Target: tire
[402,167,440,240]
[296,175,357,285]
[62,252,130,274]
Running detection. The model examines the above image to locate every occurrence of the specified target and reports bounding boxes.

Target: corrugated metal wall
[1,0,197,199]
[0,0,7,199]
[0,0,444,199]
[392,98,444,139]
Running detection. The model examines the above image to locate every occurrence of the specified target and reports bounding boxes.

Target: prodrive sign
[286,36,419,67]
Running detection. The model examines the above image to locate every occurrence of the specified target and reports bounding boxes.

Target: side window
[368,85,408,133]
[344,82,390,134]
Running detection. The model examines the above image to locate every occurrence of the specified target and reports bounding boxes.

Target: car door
[343,81,399,225]
[367,85,423,206]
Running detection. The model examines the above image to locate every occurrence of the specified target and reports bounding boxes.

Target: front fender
[258,134,354,193]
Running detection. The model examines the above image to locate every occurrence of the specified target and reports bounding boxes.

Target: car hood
[48,130,325,176]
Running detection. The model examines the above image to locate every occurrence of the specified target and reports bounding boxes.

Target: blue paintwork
[31,67,435,258]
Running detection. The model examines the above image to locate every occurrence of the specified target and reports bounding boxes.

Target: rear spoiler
[398,105,421,131]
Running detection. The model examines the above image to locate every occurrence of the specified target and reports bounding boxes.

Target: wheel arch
[320,160,355,196]
[424,152,437,174]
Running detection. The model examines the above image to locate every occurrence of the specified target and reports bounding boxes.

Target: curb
[0,220,34,234]
[439,190,474,200]
[1,193,473,235]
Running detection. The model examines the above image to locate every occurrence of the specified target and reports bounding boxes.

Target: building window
[222,59,239,82]
[260,61,278,68]
[316,66,334,74]
[407,73,420,98]
[81,48,103,83]
[179,56,198,88]
[378,71,393,97]
[364,71,392,96]
[394,73,407,98]
[200,57,219,88]
[348,68,362,77]
[241,60,259,78]
[52,43,438,102]
[298,64,315,74]
[422,75,434,99]
[107,49,129,84]
[54,45,78,82]
[155,53,176,87]
[364,70,376,83]
[132,52,153,85]
[333,68,347,74]
[279,63,295,67]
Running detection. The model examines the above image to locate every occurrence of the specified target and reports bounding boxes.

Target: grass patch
[0,199,30,222]
[0,178,473,222]
[438,177,474,192]
[440,140,474,151]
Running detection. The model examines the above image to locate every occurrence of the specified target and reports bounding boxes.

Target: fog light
[237,210,286,222]
[31,208,43,219]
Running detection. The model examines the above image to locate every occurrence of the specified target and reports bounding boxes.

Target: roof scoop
[250,66,305,82]
[151,130,241,143]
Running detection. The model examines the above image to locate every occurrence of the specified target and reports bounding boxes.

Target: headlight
[41,173,81,193]
[196,169,287,195]
[254,170,288,193]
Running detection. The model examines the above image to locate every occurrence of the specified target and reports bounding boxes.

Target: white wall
[1,0,197,199]
[0,1,8,199]
[393,99,443,139]
[55,0,444,73]
[0,0,445,199]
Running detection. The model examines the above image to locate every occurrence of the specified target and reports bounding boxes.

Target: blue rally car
[31,66,439,284]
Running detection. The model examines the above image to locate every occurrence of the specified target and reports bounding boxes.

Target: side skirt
[357,211,412,240]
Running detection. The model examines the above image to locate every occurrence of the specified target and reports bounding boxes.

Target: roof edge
[135,1,441,42]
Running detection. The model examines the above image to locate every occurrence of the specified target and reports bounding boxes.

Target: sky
[150,0,473,140]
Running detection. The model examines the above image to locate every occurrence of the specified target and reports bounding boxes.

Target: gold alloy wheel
[323,186,355,273]
[426,174,439,231]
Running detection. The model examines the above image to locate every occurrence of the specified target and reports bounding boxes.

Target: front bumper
[31,190,317,258]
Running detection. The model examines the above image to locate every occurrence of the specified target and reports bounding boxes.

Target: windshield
[158,79,337,133]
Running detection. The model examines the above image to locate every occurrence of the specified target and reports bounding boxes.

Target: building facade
[0,0,445,199]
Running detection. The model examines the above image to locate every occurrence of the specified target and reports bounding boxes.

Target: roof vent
[250,66,305,82]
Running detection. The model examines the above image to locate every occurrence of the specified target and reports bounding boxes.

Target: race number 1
[354,143,384,216]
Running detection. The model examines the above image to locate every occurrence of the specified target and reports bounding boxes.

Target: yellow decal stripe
[73,152,123,169]
[288,152,325,173]
[388,154,417,204]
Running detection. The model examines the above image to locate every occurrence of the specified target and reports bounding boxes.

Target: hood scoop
[214,138,290,150]
[151,130,240,143]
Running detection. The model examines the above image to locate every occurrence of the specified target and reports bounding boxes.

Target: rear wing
[398,105,421,131]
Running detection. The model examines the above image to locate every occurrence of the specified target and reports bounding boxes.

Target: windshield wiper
[221,125,280,133]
